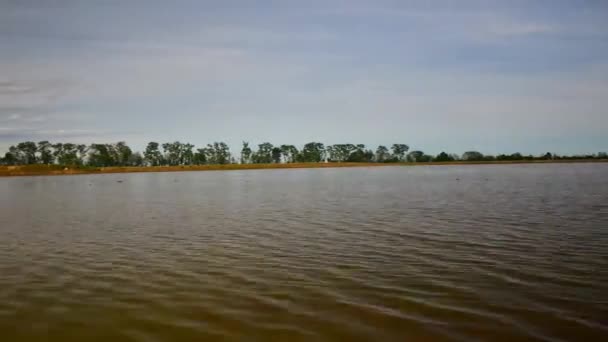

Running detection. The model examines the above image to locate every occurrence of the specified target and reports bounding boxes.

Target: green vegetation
[1,140,607,169]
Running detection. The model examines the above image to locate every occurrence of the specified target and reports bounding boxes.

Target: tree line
[1,140,606,167]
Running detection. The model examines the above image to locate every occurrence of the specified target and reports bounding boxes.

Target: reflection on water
[1,164,607,341]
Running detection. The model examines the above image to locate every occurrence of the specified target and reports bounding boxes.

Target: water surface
[1,164,607,341]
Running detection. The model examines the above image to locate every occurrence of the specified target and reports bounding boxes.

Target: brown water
[1,164,607,341]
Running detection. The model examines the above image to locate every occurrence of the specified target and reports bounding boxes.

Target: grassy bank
[0,162,381,177]
[1,159,607,177]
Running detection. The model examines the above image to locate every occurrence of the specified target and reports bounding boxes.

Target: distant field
[1,159,607,177]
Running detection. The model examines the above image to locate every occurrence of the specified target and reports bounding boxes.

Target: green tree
[182,143,194,165]
[299,142,325,162]
[435,152,454,162]
[9,139,603,168]
[375,145,390,162]
[128,152,144,166]
[2,151,17,165]
[58,143,80,165]
[17,141,38,164]
[391,144,409,161]
[144,142,163,166]
[407,150,424,162]
[77,144,88,165]
[114,142,133,166]
[216,142,231,164]
[240,142,252,164]
[329,144,373,162]
[162,142,182,166]
[193,148,207,165]
[280,145,298,163]
[419,154,433,162]
[272,147,282,163]
[347,144,374,162]
[88,144,115,167]
[325,145,335,161]
[7,145,23,164]
[253,142,274,164]
[37,141,54,164]
[206,142,231,164]
[408,151,432,162]
[52,143,63,164]
[462,151,484,161]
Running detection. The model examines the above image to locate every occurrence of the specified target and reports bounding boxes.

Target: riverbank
[1,159,607,177]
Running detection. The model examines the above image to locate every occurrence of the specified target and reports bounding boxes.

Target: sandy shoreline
[1,159,607,177]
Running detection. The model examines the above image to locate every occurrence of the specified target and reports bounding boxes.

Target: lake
[0,164,607,341]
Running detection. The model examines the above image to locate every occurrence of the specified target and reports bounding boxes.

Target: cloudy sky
[1,0,607,155]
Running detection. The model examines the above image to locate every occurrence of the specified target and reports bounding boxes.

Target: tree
[347,144,374,162]
[144,142,163,166]
[88,144,115,167]
[77,144,88,165]
[159,141,196,166]
[407,150,424,162]
[37,141,54,164]
[240,142,252,164]
[325,145,335,161]
[391,144,409,161]
[115,142,133,166]
[375,145,390,162]
[58,143,80,165]
[17,141,38,164]
[497,152,523,161]
[505,153,523,160]
[328,144,356,162]
[2,151,17,165]
[181,143,194,165]
[52,143,63,164]
[406,151,432,162]
[194,148,207,165]
[272,147,282,163]
[253,142,273,164]
[326,144,375,162]
[418,154,433,162]
[280,145,298,163]
[435,152,454,162]
[128,152,144,166]
[162,142,182,166]
[5,139,603,168]
[215,142,231,165]
[7,145,23,164]
[299,142,325,162]
[462,151,484,161]
[206,142,230,164]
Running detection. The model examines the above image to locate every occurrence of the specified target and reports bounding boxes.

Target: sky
[1,0,607,155]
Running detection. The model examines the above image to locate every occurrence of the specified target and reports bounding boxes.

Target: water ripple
[0,164,607,340]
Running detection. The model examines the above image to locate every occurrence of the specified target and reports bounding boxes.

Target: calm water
[1,164,607,341]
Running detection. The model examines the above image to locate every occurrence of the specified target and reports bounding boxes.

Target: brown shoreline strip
[1,159,607,177]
